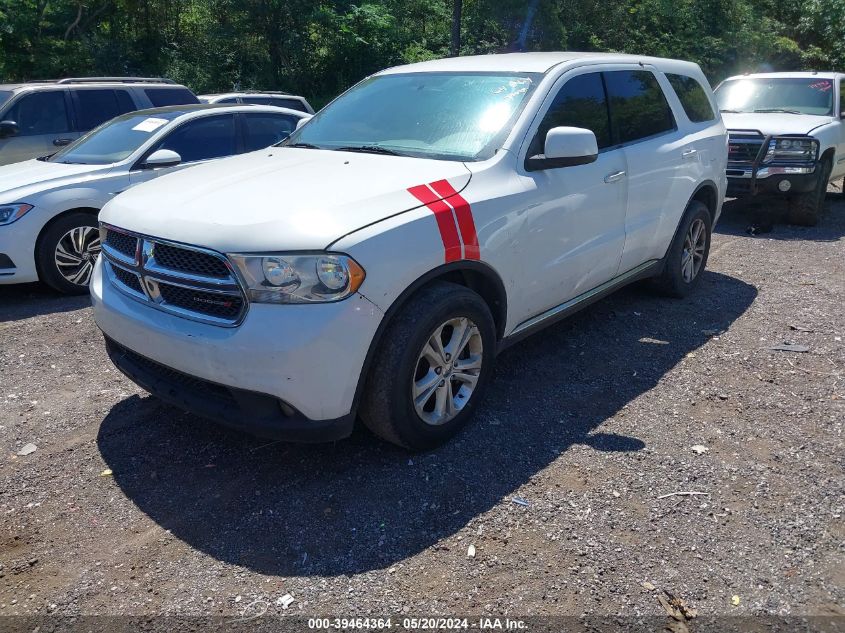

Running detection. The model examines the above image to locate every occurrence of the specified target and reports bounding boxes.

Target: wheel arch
[351,260,508,415]
[689,180,719,225]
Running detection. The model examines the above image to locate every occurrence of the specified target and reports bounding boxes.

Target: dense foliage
[1,0,843,105]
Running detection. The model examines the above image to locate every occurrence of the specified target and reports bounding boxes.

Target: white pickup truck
[715,71,845,225]
[92,52,727,450]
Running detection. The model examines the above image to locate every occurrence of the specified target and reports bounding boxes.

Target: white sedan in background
[0,103,308,293]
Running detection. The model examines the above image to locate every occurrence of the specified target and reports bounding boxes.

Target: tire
[359,281,496,450]
[36,212,101,295]
[787,159,831,227]
[652,200,712,298]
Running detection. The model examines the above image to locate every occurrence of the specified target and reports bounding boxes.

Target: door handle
[53,138,72,147]
[604,170,626,183]
[681,148,698,159]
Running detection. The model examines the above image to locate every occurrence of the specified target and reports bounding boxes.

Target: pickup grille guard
[727,129,817,195]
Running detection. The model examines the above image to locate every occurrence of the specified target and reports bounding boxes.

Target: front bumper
[0,216,40,284]
[727,167,819,198]
[91,257,385,440]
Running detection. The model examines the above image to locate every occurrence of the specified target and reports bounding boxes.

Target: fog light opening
[778,179,792,192]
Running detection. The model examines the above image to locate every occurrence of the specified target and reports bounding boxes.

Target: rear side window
[3,91,71,136]
[666,74,715,122]
[242,113,299,152]
[530,72,611,155]
[144,87,200,107]
[72,89,121,131]
[155,114,237,162]
[605,70,676,144]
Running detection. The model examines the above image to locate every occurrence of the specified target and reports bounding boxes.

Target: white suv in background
[715,72,845,225]
[0,104,308,294]
[93,53,727,450]
[0,77,199,166]
[198,92,315,114]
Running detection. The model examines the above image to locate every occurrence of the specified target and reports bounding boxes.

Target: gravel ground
[0,193,843,628]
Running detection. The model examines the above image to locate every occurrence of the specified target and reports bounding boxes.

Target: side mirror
[526,126,598,171]
[142,149,181,168]
[0,120,20,139]
[295,116,313,131]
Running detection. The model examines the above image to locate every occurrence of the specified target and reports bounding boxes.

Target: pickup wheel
[787,159,831,227]
[360,281,496,450]
[36,212,101,294]
[652,200,711,298]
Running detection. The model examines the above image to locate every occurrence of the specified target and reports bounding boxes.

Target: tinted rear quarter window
[145,87,200,107]
[530,72,611,155]
[605,70,675,144]
[666,74,715,122]
[73,89,121,131]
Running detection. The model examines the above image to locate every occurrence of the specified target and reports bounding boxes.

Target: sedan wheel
[55,226,101,287]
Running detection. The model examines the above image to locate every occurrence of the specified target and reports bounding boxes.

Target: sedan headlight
[228,253,365,304]
[763,137,818,164]
[0,203,33,226]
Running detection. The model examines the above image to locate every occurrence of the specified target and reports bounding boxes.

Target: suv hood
[721,112,835,136]
[100,148,472,252]
[0,159,112,201]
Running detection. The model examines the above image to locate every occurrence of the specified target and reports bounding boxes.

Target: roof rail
[56,77,177,85]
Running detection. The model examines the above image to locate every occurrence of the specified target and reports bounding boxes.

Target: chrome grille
[100,223,247,327]
[728,132,765,166]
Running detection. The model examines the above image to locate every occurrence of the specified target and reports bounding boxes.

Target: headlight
[228,253,365,304]
[763,137,818,164]
[0,203,33,226]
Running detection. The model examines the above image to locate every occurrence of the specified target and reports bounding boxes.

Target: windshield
[48,112,181,164]
[283,72,539,161]
[0,90,12,111]
[715,78,834,116]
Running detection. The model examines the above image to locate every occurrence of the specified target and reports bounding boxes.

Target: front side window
[666,74,716,123]
[605,70,676,144]
[154,114,237,162]
[285,72,540,161]
[49,111,182,164]
[4,91,70,136]
[715,78,835,116]
[243,113,298,152]
[529,72,611,156]
[145,87,200,107]
[73,89,121,131]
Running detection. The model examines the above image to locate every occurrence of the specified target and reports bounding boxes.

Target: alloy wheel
[681,218,706,283]
[55,226,101,287]
[412,316,483,426]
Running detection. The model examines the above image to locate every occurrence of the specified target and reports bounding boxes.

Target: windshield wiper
[335,145,407,157]
[284,142,322,149]
[753,108,801,114]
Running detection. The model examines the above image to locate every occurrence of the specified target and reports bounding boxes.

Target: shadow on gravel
[715,193,845,242]
[97,271,757,577]
[0,282,90,322]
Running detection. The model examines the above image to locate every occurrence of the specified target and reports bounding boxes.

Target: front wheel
[36,212,101,294]
[652,200,712,298]
[360,281,496,450]
[787,159,831,227]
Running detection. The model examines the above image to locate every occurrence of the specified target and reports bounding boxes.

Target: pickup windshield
[48,112,181,165]
[282,72,540,161]
[715,77,834,116]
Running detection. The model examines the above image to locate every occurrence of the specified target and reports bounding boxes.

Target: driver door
[129,114,239,186]
[512,70,628,321]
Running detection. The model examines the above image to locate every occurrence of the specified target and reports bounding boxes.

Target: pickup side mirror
[0,120,20,139]
[142,149,182,168]
[526,126,598,171]
[295,115,312,131]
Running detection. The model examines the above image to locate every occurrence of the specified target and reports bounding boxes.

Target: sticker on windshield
[810,80,832,92]
[132,117,169,133]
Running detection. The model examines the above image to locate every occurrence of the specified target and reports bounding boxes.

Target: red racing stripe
[408,184,462,262]
[429,179,480,260]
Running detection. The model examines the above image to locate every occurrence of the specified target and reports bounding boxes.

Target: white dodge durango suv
[92,53,728,450]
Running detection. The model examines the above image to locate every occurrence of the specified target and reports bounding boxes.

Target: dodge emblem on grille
[193,296,234,308]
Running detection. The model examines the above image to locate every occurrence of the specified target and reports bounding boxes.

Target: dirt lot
[1,193,843,628]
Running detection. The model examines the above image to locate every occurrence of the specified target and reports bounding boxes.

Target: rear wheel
[787,159,831,227]
[36,212,101,294]
[360,281,496,450]
[652,200,711,298]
